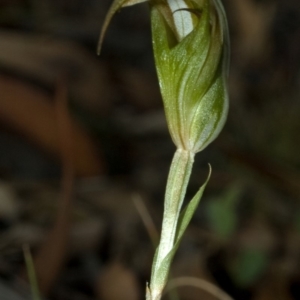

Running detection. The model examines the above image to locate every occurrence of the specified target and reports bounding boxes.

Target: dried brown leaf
[0,75,104,176]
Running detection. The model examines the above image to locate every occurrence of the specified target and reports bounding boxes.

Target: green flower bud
[151,0,229,153]
[98,0,229,153]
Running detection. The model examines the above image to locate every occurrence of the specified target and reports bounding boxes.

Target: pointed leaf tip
[97,0,124,55]
[97,0,148,55]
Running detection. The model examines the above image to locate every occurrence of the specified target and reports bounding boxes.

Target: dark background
[0,0,300,299]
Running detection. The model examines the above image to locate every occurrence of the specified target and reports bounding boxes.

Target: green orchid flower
[151,0,229,153]
[99,0,229,153]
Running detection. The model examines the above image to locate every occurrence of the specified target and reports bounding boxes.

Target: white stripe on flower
[167,0,194,40]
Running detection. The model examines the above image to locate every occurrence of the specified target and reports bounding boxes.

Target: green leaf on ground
[229,247,269,288]
[207,184,241,240]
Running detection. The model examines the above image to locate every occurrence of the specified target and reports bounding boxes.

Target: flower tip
[97,26,108,55]
[97,0,148,55]
[97,0,125,55]
[97,35,103,55]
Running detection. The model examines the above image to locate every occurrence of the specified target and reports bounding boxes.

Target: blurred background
[0,0,300,299]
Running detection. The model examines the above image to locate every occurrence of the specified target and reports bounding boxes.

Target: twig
[28,78,74,295]
[133,193,159,246]
[165,276,234,300]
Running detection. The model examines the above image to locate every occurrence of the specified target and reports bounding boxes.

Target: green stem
[149,148,195,300]
[23,244,41,300]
